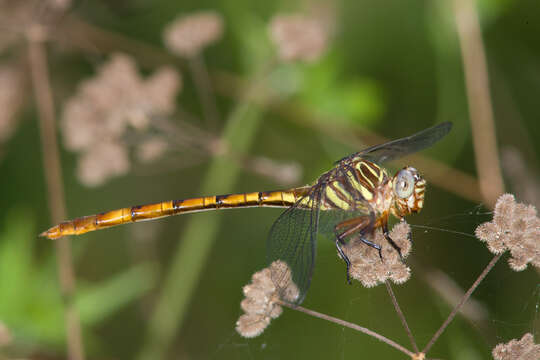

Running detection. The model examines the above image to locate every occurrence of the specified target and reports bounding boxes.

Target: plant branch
[422,253,502,354]
[453,0,504,208]
[385,280,419,353]
[27,25,85,360]
[279,301,415,357]
[188,55,220,131]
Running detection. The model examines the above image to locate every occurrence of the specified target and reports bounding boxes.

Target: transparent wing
[317,207,374,241]
[266,175,376,304]
[266,187,323,304]
[344,122,452,164]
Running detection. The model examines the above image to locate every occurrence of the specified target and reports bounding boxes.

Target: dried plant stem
[27,27,85,360]
[189,55,220,131]
[385,281,419,353]
[453,0,504,208]
[279,301,414,357]
[422,253,502,354]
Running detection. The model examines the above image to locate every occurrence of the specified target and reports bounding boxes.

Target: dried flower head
[236,260,299,338]
[492,333,540,360]
[61,53,181,186]
[136,137,169,163]
[475,194,540,271]
[163,11,224,58]
[76,141,130,187]
[340,221,412,287]
[268,14,329,63]
[0,64,25,143]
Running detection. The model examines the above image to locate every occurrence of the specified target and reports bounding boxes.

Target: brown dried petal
[268,303,283,319]
[493,333,540,360]
[236,313,270,338]
[493,193,516,231]
[389,221,412,257]
[344,223,411,287]
[388,263,411,284]
[475,221,507,254]
[242,283,268,302]
[240,298,268,315]
[269,260,300,302]
[251,268,276,295]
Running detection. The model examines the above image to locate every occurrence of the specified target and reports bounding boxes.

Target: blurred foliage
[0,208,157,354]
[0,0,538,359]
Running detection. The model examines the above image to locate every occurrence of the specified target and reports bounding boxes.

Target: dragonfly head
[391,167,426,217]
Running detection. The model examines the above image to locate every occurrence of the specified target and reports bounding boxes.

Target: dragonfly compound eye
[395,169,415,199]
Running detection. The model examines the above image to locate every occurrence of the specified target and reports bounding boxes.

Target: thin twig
[27,25,85,360]
[453,0,504,208]
[422,253,502,354]
[189,55,220,131]
[385,280,419,353]
[279,301,414,357]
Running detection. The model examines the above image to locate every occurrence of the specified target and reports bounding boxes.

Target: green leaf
[76,262,158,325]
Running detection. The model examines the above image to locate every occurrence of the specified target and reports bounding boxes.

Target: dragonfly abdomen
[40,189,309,239]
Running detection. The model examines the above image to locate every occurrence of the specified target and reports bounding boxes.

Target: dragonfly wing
[266,187,323,304]
[317,207,374,241]
[346,122,452,164]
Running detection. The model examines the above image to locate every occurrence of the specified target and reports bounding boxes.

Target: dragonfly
[41,122,452,304]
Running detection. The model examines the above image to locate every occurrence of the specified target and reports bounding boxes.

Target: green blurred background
[0,0,539,359]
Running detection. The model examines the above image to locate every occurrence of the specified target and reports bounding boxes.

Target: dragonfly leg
[382,222,403,260]
[358,236,383,260]
[334,216,371,284]
[335,239,352,284]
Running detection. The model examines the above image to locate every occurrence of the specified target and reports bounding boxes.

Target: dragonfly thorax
[390,166,425,218]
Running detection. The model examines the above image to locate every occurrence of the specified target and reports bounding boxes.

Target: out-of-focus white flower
[163,11,224,58]
[268,14,330,63]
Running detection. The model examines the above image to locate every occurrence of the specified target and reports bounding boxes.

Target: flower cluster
[492,333,540,360]
[236,260,299,338]
[340,221,412,287]
[475,194,540,271]
[61,53,181,186]
[163,11,224,58]
[268,14,329,63]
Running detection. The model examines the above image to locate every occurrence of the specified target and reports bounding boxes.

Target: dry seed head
[76,141,130,187]
[492,333,540,360]
[236,313,270,338]
[61,53,181,186]
[136,137,169,163]
[163,11,224,58]
[342,221,411,287]
[236,260,298,338]
[268,14,329,63]
[475,194,540,271]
